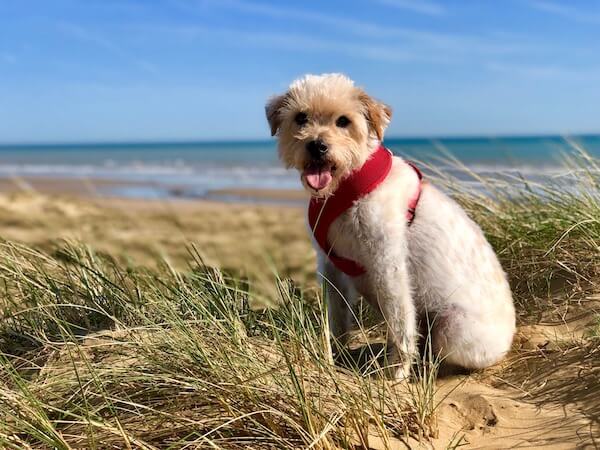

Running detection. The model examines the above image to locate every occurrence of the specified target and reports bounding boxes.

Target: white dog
[266,74,515,379]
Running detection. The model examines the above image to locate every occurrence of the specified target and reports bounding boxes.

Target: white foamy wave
[1,160,595,202]
[0,163,290,178]
[432,163,577,177]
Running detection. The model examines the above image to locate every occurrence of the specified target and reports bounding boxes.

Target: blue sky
[1,0,599,143]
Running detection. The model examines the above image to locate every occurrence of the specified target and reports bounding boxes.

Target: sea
[0,135,598,203]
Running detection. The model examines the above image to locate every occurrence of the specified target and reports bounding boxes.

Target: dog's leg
[370,254,417,381]
[319,259,357,353]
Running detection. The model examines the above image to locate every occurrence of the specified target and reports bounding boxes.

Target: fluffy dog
[266,74,515,379]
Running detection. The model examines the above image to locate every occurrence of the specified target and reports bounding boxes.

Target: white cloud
[374,0,445,16]
[200,0,433,40]
[150,24,443,64]
[55,22,158,74]
[528,1,600,24]
[173,0,533,57]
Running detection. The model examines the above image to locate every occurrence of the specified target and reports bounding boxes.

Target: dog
[266,73,516,379]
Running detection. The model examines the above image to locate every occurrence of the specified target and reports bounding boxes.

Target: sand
[0,176,144,197]
[0,177,597,448]
[429,311,599,449]
[207,187,309,202]
[0,177,313,299]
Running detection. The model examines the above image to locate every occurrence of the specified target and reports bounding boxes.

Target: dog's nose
[306,140,328,159]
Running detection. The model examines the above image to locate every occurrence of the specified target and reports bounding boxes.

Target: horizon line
[0,131,599,147]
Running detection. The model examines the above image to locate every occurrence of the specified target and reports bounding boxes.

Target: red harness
[308,145,423,277]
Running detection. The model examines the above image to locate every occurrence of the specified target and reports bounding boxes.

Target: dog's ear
[358,90,392,141]
[265,94,288,136]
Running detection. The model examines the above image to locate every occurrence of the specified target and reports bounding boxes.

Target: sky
[0,0,599,143]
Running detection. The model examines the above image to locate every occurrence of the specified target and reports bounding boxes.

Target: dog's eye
[336,115,351,128]
[294,112,308,126]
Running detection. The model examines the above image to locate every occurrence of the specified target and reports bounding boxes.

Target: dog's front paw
[383,351,412,381]
[385,361,411,381]
[393,364,411,381]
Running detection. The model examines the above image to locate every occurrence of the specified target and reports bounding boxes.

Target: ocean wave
[0,163,291,176]
[0,161,594,201]
[0,159,585,174]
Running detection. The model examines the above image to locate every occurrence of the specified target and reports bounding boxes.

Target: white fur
[319,157,516,378]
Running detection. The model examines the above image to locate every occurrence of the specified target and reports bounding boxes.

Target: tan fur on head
[357,89,392,141]
[265,94,288,136]
[265,73,392,198]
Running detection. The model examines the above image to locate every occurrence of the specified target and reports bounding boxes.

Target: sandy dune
[0,184,597,448]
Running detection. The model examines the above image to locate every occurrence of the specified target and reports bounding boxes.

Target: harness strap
[308,146,422,277]
[406,161,423,225]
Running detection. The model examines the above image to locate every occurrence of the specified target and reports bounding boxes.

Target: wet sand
[0,175,306,205]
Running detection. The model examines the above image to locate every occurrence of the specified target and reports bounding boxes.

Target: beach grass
[0,149,598,448]
[433,145,600,316]
[0,242,435,449]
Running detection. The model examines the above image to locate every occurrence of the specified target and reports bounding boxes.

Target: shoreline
[0,175,306,206]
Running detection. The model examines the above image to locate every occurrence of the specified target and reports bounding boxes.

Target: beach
[0,143,598,448]
[0,178,313,297]
[4,0,599,445]
[1,170,598,447]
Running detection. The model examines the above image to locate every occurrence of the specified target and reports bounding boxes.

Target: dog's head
[266,74,392,198]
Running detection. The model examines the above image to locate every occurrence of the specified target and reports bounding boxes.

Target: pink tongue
[305,168,332,190]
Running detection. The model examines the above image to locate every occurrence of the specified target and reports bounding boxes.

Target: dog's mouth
[303,162,336,192]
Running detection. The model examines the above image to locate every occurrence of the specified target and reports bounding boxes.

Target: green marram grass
[0,244,432,449]
[431,143,600,316]
[1,147,599,449]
